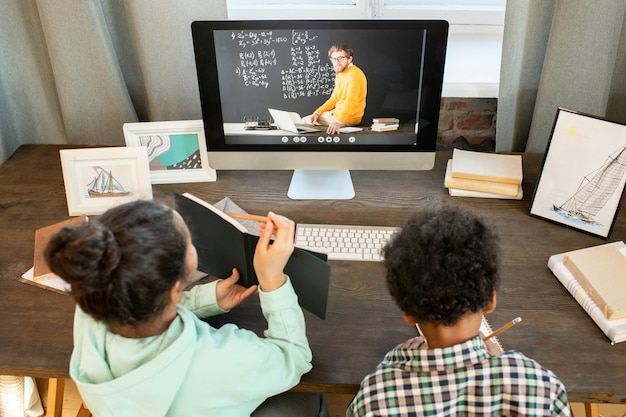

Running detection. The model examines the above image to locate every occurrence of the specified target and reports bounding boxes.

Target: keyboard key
[328,252,364,261]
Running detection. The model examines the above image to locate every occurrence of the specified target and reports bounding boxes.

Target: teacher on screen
[302,43,367,135]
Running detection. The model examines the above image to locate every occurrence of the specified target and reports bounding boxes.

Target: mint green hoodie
[69,278,312,416]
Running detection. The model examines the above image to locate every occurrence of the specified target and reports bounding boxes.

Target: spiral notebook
[480,315,504,352]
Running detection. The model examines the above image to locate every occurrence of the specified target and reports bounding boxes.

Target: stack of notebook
[371,117,399,132]
[444,149,523,199]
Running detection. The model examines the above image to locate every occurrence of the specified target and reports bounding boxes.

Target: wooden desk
[2,145,626,409]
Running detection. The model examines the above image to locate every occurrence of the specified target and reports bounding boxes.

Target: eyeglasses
[329,56,348,62]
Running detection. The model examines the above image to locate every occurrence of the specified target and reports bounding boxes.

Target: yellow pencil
[483,317,522,341]
[226,212,271,223]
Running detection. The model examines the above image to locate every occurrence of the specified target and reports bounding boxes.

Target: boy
[347,205,570,416]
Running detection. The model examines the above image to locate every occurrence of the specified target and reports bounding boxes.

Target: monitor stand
[287,169,355,200]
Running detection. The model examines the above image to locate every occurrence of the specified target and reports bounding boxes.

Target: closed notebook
[372,117,399,124]
[448,186,523,200]
[451,148,523,185]
[563,244,626,320]
[444,160,521,197]
[33,215,88,281]
[444,160,523,199]
[175,192,330,320]
[548,241,626,344]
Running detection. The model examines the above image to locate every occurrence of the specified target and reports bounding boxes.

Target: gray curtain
[496,0,626,153]
[0,0,227,165]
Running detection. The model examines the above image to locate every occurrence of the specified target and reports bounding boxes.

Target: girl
[45,200,324,416]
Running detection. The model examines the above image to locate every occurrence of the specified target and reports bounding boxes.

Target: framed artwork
[529,107,626,239]
[123,120,216,184]
[60,147,153,216]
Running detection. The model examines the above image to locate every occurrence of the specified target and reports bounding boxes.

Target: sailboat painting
[553,145,626,224]
[60,147,152,216]
[86,166,131,198]
[530,108,626,239]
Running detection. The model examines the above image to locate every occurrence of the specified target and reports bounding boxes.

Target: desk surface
[2,145,626,403]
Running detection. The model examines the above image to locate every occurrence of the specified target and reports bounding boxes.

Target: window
[227,0,505,25]
[379,1,504,25]
[226,0,505,97]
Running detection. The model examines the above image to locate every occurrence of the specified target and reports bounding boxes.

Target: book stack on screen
[548,241,626,344]
[444,148,523,199]
[371,117,399,132]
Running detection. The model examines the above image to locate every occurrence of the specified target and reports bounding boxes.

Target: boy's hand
[216,268,257,310]
[481,333,505,355]
[397,335,428,350]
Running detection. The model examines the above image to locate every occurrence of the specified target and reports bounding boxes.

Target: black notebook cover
[175,193,330,319]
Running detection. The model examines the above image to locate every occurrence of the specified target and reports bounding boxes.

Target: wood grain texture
[1,145,626,404]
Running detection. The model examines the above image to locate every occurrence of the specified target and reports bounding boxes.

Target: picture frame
[60,147,153,216]
[529,107,626,239]
[123,120,216,184]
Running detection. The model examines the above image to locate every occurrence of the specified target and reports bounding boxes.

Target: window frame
[227,0,505,26]
[225,0,505,97]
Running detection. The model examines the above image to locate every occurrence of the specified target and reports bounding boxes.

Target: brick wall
[437,97,497,150]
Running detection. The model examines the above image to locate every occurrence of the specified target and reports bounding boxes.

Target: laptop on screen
[268,108,321,134]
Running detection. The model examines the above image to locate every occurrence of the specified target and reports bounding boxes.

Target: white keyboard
[295,223,399,261]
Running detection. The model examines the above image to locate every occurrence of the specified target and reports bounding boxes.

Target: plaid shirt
[347,336,570,416]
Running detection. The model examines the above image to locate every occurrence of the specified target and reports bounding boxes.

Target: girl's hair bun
[45,222,121,287]
[98,225,121,277]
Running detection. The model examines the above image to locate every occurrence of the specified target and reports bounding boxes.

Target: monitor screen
[192,19,448,199]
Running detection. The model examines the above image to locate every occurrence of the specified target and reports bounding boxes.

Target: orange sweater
[315,64,367,125]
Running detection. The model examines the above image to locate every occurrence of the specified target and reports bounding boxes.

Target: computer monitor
[191,19,448,199]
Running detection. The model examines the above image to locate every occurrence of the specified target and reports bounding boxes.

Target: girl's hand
[253,212,295,292]
[216,268,257,310]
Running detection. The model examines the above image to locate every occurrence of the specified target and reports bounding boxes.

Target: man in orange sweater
[303,44,367,134]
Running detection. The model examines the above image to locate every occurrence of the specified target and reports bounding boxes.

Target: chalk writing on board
[229,30,335,99]
[291,30,319,45]
[231,30,289,47]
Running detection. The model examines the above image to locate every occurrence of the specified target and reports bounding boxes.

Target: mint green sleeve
[250,276,313,389]
[180,280,228,318]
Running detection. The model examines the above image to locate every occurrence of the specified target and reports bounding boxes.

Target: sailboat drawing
[87,166,130,198]
[553,145,626,223]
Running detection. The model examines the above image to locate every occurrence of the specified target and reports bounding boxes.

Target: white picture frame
[59,147,153,216]
[529,108,626,239]
[123,120,216,184]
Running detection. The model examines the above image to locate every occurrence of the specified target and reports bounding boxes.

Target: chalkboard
[213,28,426,125]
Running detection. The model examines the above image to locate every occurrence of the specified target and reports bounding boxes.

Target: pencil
[483,317,522,341]
[226,212,270,223]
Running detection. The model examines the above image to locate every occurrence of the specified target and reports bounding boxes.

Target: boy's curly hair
[382,204,500,326]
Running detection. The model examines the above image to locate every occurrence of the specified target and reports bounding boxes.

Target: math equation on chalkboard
[217,30,335,98]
